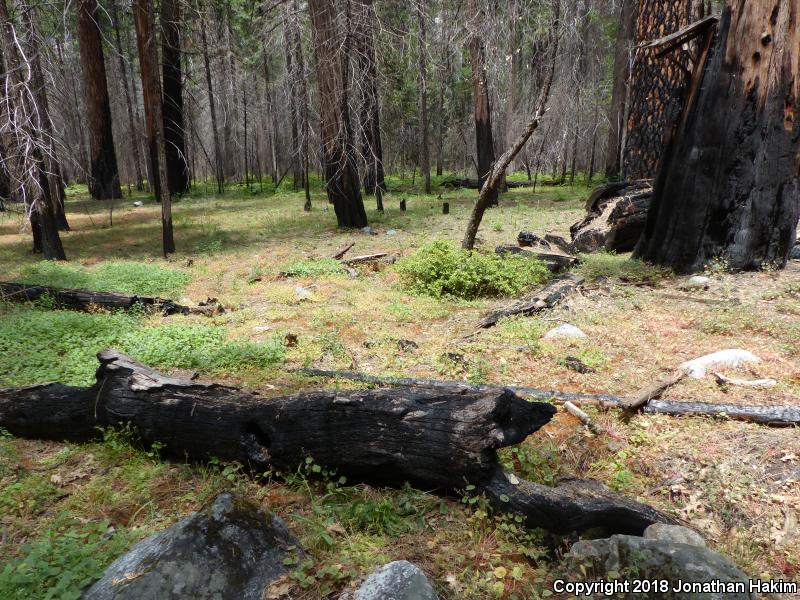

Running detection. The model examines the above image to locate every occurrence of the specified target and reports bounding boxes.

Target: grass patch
[0,306,285,387]
[280,258,346,278]
[577,251,672,283]
[396,240,549,299]
[17,261,191,298]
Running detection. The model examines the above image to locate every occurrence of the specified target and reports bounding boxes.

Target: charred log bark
[477,273,585,329]
[570,180,652,253]
[0,282,218,315]
[0,350,678,533]
[495,245,578,273]
[635,4,800,272]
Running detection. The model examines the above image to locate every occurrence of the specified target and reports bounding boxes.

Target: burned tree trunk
[161,0,189,195]
[635,3,800,272]
[467,0,499,206]
[623,0,703,180]
[308,0,367,228]
[0,350,677,534]
[76,0,122,200]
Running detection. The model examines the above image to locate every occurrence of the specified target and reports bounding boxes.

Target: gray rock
[295,286,313,300]
[644,523,706,548]
[83,493,300,600]
[361,226,374,235]
[354,561,438,600]
[791,244,800,260]
[544,324,588,340]
[386,229,398,236]
[566,534,754,599]
[682,275,711,289]
[132,201,143,207]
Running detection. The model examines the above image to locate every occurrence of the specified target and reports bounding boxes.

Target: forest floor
[1,177,798,599]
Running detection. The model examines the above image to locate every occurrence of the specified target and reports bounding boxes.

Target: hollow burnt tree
[133,0,175,256]
[76,0,122,200]
[161,0,189,195]
[308,0,367,228]
[635,1,800,273]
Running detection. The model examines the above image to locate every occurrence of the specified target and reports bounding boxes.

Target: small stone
[544,324,588,340]
[644,523,706,548]
[295,286,312,300]
[354,561,438,600]
[386,229,398,236]
[682,275,711,290]
[361,226,374,235]
[679,349,761,379]
[253,326,272,333]
[132,201,143,207]
[563,356,595,374]
[396,339,419,352]
[790,243,800,260]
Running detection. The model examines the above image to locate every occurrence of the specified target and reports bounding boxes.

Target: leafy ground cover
[1,177,798,598]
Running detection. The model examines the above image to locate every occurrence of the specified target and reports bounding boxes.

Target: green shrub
[17,261,191,298]
[0,522,136,600]
[280,258,346,278]
[0,306,284,387]
[577,251,671,283]
[396,241,549,299]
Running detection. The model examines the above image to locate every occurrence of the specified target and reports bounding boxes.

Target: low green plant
[280,258,346,278]
[0,522,136,600]
[577,251,671,283]
[17,261,191,298]
[396,240,549,299]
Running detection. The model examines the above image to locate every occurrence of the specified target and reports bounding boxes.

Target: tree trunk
[161,0,189,195]
[604,0,635,180]
[635,3,799,273]
[0,350,678,534]
[200,19,223,194]
[111,1,144,191]
[417,0,431,194]
[20,0,69,231]
[308,0,367,228]
[0,0,65,259]
[623,0,702,180]
[352,0,385,208]
[467,0,498,206]
[290,0,312,210]
[133,0,175,256]
[282,7,302,190]
[76,0,122,200]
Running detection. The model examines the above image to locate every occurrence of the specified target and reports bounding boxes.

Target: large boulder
[83,493,300,600]
[565,534,755,599]
[348,561,438,600]
[570,180,652,253]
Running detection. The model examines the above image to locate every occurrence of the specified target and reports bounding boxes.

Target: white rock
[361,226,374,235]
[133,201,144,207]
[253,326,272,332]
[386,229,398,236]
[679,349,761,379]
[682,275,711,289]
[294,286,312,300]
[544,324,588,340]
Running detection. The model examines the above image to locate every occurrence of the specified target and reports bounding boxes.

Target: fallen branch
[0,350,676,534]
[342,253,392,266]
[712,373,777,389]
[295,368,800,427]
[640,15,719,55]
[619,370,687,412]
[563,401,603,434]
[477,273,585,329]
[0,282,219,316]
[331,242,355,260]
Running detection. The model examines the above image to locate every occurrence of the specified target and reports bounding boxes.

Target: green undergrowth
[279,258,347,278]
[0,305,285,387]
[577,250,672,283]
[16,261,191,298]
[396,240,549,299]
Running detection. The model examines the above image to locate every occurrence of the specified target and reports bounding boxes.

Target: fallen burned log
[442,178,542,190]
[477,273,585,329]
[570,180,652,253]
[296,369,800,427]
[0,350,677,534]
[0,282,218,316]
[484,469,677,534]
[496,245,578,273]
